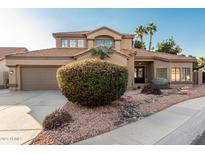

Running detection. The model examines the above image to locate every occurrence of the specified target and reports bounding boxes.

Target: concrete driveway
[0,90,67,145]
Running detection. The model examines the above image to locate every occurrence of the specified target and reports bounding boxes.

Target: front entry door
[203,72,205,83]
[135,66,145,83]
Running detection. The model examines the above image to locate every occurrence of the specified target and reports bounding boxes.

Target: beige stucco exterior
[5,26,195,90]
[197,66,205,85]
[0,60,9,88]
[54,27,133,50]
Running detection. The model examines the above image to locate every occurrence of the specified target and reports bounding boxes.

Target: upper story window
[96,39,113,46]
[61,39,68,48]
[78,40,84,48]
[61,39,85,48]
[70,40,77,48]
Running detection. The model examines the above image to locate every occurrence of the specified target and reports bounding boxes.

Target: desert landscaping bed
[31,85,205,145]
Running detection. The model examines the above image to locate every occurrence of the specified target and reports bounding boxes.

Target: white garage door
[21,67,59,90]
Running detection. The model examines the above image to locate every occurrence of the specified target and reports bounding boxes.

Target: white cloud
[0,9,54,50]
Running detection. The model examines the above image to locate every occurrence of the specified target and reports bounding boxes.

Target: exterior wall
[154,60,171,81]
[6,58,74,90]
[115,40,121,50]
[6,58,74,66]
[87,40,94,49]
[198,67,205,84]
[0,60,9,88]
[77,52,128,67]
[55,37,87,48]
[8,66,17,91]
[55,28,133,50]
[121,39,133,49]
[127,55,135,88]
[133,61,154,88]
[133,59,194,88]
[154,60,193,83]
[87,29,122,40]
[56,38,61,48]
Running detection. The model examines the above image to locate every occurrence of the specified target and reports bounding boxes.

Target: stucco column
[198,69,203,84]
[87,39,94,49]
[127,55,135,89]
[8,66,18,91]
[114,40,121,50]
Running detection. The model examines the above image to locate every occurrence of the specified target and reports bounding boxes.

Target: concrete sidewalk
[77,97,205,145]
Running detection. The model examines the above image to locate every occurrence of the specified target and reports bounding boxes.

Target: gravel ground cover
[31,85,205,145]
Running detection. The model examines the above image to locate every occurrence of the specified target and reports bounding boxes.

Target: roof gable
[87,26,122,40]
[87,26,122,36]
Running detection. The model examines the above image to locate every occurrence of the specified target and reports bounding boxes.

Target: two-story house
[5,26,195,90]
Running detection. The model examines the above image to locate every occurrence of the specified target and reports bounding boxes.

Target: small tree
[156,37,182,55]
[134,40,146,49]
[91,45,113,59]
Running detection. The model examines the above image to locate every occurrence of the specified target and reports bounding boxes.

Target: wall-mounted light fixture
[186,75,190,81]
[9,70,14,75]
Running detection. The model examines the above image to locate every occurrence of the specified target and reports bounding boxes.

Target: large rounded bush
[57,59,128,106]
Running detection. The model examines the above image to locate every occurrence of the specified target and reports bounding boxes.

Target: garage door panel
[21,67,59,90]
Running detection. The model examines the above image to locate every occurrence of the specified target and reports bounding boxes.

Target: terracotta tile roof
[53,27,134,38]
[7,47,130,59]
[0,47,28,60]
[72,48,130,58]
[53,31,90,35]
[6,48,88,58]
[122,48,195,62]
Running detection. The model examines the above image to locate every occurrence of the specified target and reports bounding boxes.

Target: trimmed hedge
[57,59,128,106]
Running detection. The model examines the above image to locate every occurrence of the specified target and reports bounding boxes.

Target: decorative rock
[114,103,143,126]
[179,90,188,95]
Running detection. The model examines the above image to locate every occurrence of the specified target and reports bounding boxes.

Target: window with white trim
[78,40,84,48]
[70,40,77,48]
[156,68,167,79]
[181,68,191,81]
[171,68,181,81]
[61,39,68,48]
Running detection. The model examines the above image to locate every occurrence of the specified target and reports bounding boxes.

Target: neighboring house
[5,26,195,91]
[0,47,27,89]
[195,64,205,84]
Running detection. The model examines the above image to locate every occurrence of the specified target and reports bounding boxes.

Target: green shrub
[57,59,128,106]
[42,109,72,130]
[151,78,170,89]
[141,83,162,95]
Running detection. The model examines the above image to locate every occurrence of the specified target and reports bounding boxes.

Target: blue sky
[0,8,205,57]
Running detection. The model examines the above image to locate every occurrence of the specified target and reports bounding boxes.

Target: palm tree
[147,23,157,51]
[91,45,113,60]
[135,25,147,43]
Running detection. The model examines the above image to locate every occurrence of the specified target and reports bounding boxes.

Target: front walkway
[77,96,205,145]
[0,90,66,145]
